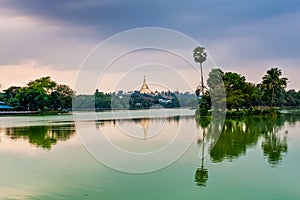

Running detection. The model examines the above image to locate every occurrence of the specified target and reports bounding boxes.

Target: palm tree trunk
[200,63,204,94]
[271,86,275,109]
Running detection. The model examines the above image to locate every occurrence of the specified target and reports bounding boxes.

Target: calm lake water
[0,109,300,199]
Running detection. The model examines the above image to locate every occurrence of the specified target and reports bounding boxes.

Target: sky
[0,0,299,94]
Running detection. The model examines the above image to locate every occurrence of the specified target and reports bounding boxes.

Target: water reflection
[195,116,210,187]
[1,116,191,152]
[1,114,296,167]
[194,116,298,188]
[5,124,75,149]
[195,166,208,187]
[195,134,209,187]
[210,120,259,162]
[95,116,186,140]
[262,129,288,166]
[197,117,291,166]
[132,118,151,139]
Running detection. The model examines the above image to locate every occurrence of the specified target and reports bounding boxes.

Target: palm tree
[262,68,288,108]
[193,46,207,95]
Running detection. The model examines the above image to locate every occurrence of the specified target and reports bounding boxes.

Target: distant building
[139,76,152,94]
[0,101,12,110]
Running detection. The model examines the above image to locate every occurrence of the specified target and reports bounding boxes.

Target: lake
[0,109,300,199]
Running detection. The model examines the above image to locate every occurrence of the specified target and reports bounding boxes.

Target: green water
[0,110,300,199]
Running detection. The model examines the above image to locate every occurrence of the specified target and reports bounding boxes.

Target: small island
[193,46,299,118]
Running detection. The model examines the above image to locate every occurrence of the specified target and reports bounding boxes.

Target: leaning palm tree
[262,68,288,108]
[193,46,207,95]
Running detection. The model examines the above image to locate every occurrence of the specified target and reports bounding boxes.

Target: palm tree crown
[262,68,288,107]
[193,46,207,95]
[193,46,207,64]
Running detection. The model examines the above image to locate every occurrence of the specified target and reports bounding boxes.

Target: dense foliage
[201,67,299,114]
[0,76,75,111]
[73,90,198,111]
[1,67,299,113]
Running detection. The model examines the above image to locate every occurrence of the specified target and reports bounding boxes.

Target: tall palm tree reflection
[195,117,210,187]
[194,117,291,188]
[262,129,288,166]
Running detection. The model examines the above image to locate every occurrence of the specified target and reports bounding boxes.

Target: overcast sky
[0,0,299,93]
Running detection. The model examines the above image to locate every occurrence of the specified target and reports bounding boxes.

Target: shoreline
[0,111,39,115]
[195,107,300,119]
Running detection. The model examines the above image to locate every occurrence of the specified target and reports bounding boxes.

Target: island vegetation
[195,67,298,118]
[193,46,300,118]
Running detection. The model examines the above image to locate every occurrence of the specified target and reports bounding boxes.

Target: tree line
[73,90,198,110]
[202,67,300,112]
[1,67,299,112]
[193,46,300,116]
[0,76,198,111]
[0,76,75,111]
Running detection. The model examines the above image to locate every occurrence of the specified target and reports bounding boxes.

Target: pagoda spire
[139,75,152,94]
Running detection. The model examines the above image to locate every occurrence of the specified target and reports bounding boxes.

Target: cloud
[0,0,168,31]
[2,0,299,35]
[0,0,299,91]
[0,10,97,69]
[2,0,300,58]
[201,10,300,91]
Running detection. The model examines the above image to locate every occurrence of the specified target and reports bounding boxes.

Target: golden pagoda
[139,75,152,94]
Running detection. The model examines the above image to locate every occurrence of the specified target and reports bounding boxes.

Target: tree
[16,76,57,111]
[223,72,247,111]
[284,89,300,107]
[207,69,248,111]
[207,68,226,111]
[244,83,261,108]
[50,84,75,110]
[27,76,57,94]
[95,90,111,110]
[3,86,21,100]
[262,68,288,108]
[3,86,21,108]
[5,76,74,111]
[193,46,207,95]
